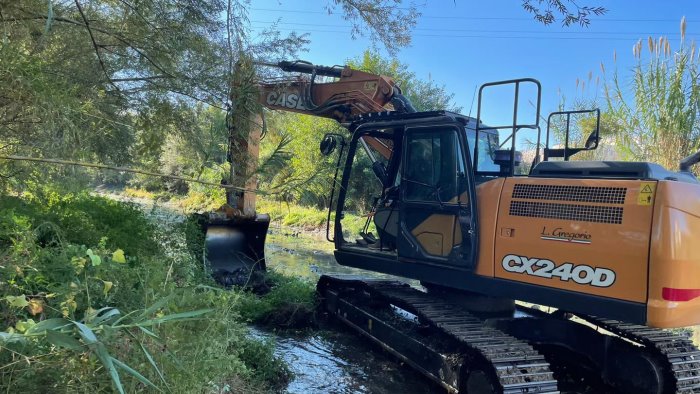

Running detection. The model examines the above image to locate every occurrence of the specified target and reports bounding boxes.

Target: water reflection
[265,231,413,282]
[263,231,436,394]
[251,327,437,394]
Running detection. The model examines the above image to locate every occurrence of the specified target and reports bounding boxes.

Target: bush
[238,272,317,328]
[0,188,288,393]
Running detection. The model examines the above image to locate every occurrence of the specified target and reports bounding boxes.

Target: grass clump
[238,272,317,329]
[0,186,289,393]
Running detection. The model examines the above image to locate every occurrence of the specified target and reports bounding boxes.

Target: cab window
[404,129,468,204]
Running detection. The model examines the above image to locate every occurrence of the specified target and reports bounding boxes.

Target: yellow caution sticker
[638,182,656,206]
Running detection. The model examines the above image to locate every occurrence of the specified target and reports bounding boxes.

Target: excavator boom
[258,60,414,123]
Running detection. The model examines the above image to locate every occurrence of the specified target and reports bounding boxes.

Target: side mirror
[584,130,599,150]
[320,134,339,156]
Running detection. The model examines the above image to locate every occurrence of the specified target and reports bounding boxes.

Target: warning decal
[637,182,656,206]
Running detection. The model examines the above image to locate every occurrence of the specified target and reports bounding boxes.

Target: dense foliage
[557,18,700,172]
[0,187,305,392]
[602,19,700,171]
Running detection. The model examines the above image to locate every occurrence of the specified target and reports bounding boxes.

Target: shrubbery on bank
[0,187,303,393]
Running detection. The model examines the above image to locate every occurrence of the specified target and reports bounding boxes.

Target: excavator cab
[331,111,480,271]
[329,79,543,272]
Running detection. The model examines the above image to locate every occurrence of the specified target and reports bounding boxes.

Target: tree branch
[0,154,256,193]
[110,75,171,82]
[7,14,175,79]
[74,0,119,91]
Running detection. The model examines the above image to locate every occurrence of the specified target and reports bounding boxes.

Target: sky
[248,1,699,128]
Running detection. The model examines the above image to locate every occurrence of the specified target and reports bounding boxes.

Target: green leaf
[138,341,167,385]
[26,318,71,334]
[138,325,160,341]
[0,332,27,345]
[90,307,121,326]
[73,321,124,394]
[72,321,97,343]
[15,319,36,333]
[5,295,29,308]
[86,249,101,266]
[124,330,165,385]
[135,295,174,321]
[46,330,83,350]
[137,309,213,327]
[113,309,139,325]
[111,249,126,263]
[112,356,160,391]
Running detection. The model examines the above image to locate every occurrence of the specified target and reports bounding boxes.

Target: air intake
[512,184,626,204]
[509,201,623,224]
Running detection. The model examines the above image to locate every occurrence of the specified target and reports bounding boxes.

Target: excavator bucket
[204,213,270,287]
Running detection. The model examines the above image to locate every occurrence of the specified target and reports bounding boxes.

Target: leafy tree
[257,111,343,208]
[602,17,700,171]
[0,1,416,189]
[325,0,419,54]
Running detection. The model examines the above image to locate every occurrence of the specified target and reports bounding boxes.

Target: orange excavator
[207,60,700,393]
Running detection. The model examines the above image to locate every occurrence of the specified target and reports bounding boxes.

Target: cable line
[249,8,699,23]
[249,20,691,36]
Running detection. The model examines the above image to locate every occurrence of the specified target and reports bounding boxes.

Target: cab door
[398,125,477,268]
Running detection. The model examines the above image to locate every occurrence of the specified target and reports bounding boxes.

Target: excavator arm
[257,60,415,123]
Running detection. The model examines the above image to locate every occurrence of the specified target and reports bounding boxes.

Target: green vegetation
[0,187,305,393]
[238,272,317,328]
[257,198,366,236]
[602,19,700,171]
[559,18,700,172]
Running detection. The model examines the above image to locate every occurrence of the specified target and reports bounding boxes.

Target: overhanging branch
[74,0,119,91]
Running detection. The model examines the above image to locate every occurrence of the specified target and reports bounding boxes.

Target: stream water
[263,231,437,394]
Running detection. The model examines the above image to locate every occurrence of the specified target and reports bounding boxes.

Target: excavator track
[318,275,560,393]
[573,314,700,393]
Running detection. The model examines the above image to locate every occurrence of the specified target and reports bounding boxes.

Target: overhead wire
[249,8,699,23]
[248,26,687,41]
[250,20,691,36]
[0,155,259,193]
